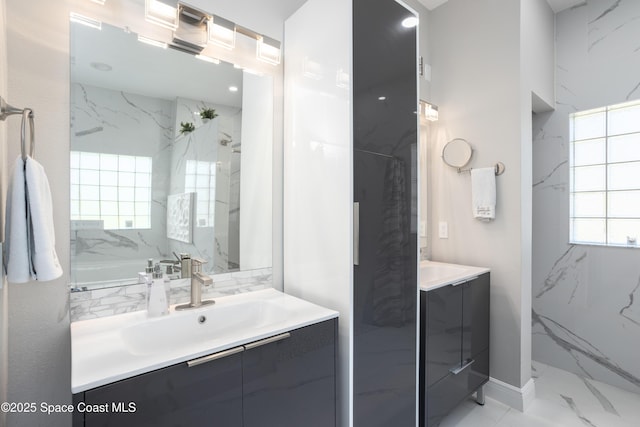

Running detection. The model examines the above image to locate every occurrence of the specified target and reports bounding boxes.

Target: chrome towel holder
[1,95,35,160]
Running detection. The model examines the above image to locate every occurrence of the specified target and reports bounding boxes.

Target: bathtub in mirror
[70,18,274,291]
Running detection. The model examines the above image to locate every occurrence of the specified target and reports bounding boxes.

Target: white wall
[522,0,555,112]
[429,0,531,393]
[533,0,640,394]
[240,72,273,270]
[5,0,73,424]
[1,0,9,423]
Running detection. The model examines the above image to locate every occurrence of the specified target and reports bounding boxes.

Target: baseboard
[484,377,536,412]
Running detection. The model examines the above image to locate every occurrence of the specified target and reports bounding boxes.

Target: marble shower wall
[70,83,173,279]
[532,0,640,394]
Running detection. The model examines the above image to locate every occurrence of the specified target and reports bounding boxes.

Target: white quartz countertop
[71,288,338,393]
[420,260,490,292]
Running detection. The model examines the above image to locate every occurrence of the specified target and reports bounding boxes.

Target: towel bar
[1,95,36,160]
[458,161,505,176]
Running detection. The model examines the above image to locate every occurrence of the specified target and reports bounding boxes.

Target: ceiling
[418,0,585,13]
[71,20,244,107]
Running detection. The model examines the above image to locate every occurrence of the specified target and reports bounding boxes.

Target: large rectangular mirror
[70,18,273,291]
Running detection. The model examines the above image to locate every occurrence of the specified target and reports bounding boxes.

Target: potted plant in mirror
[199,108,218,123]
[180,121,195,134]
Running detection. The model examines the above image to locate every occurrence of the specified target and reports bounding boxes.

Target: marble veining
[439,361,640,427]
[532,0,640,396]
[532,160,568,188]
[532,310,640,390]
[560,395,598,427]
[535,245,587,299]
[588,0,621,24]
[619,277,640,326]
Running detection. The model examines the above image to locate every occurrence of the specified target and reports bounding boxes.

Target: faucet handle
[191,257,208,266]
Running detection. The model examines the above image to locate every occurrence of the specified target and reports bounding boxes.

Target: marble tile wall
[70,83,174,277]
[532,0,640,395]
[70,267,272,321]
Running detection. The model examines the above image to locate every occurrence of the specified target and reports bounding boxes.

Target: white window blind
[70,151,152,230]
[570,100,640,246]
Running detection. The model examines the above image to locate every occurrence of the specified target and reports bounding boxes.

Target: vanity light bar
[420,100,439,121]
[256,35,281,65]
[138,35,168,49]
[208,15,236,50]
[70,12,102,30]
[145,0,179,31]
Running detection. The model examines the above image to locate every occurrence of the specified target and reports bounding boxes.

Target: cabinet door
[82,350,242,427]
[462,273,490,361]
[243,319,337,427]
[425,284,463,387]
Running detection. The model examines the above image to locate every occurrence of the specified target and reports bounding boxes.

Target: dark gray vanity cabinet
[420,273,490,427]
[73,319,336,427]
[243,318,337,427]
[77,349,243,427]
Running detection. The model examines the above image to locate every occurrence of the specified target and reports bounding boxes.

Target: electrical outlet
[438,221,448,239]
[419,221,426,237]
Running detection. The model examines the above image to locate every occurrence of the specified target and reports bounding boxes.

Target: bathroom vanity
[71,289,338,427]
[419,261,490,427]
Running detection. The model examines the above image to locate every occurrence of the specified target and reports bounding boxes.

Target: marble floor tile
[438,361,640,427]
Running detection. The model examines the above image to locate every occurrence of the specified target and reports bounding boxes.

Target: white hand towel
[24,157,62,282]
[4,157,34,283]
[3,156,62,283]
[471,167,496,221]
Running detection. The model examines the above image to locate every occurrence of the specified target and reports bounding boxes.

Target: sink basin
[120,299,292,355]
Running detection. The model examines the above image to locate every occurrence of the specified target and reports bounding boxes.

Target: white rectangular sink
[71,289,338,393]
[420,260,490,291]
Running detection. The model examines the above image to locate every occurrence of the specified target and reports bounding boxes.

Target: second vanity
[419,261,491,427]
[71,289,338,427]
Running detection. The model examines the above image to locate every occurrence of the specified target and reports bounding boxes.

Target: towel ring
[21,108,35,160]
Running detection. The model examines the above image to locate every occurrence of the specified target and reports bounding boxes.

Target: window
[70,151,152,230]
[570,100,640,246]
[185,160,216,227]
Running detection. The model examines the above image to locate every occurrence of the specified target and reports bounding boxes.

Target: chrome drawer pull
[187,346,244,368]
[449,358,475,375]
[244,332,291,350]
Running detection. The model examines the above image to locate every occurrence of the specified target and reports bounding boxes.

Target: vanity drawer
[425,348,489,427]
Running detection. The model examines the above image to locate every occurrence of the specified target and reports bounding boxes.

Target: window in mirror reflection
[185,160,216,228]
[70,151,153,230]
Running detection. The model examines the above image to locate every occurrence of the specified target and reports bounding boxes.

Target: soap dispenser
[147,263,169,317]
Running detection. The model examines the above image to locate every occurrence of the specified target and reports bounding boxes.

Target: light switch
[419,221,426,237]
[438,221,448,239]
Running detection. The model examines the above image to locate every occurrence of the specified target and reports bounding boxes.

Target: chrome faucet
[175,255,215,310]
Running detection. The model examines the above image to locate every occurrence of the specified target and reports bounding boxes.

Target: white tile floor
[438,361,640,427]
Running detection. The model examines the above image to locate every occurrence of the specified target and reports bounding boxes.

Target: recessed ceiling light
[90,62,112,71]
[229,86,239,92]
[401,17,418,28]
[378,96,387,101]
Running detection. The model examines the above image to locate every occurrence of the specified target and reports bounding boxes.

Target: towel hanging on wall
[2,105,62,283]
[4,156,62,283]
[471,167,496,221]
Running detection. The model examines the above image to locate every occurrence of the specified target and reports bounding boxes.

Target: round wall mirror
[442,138,473,169]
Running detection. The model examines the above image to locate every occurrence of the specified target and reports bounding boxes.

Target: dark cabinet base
[420,273,490,427]
[425,349,489,427]
[74,319,337,427]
